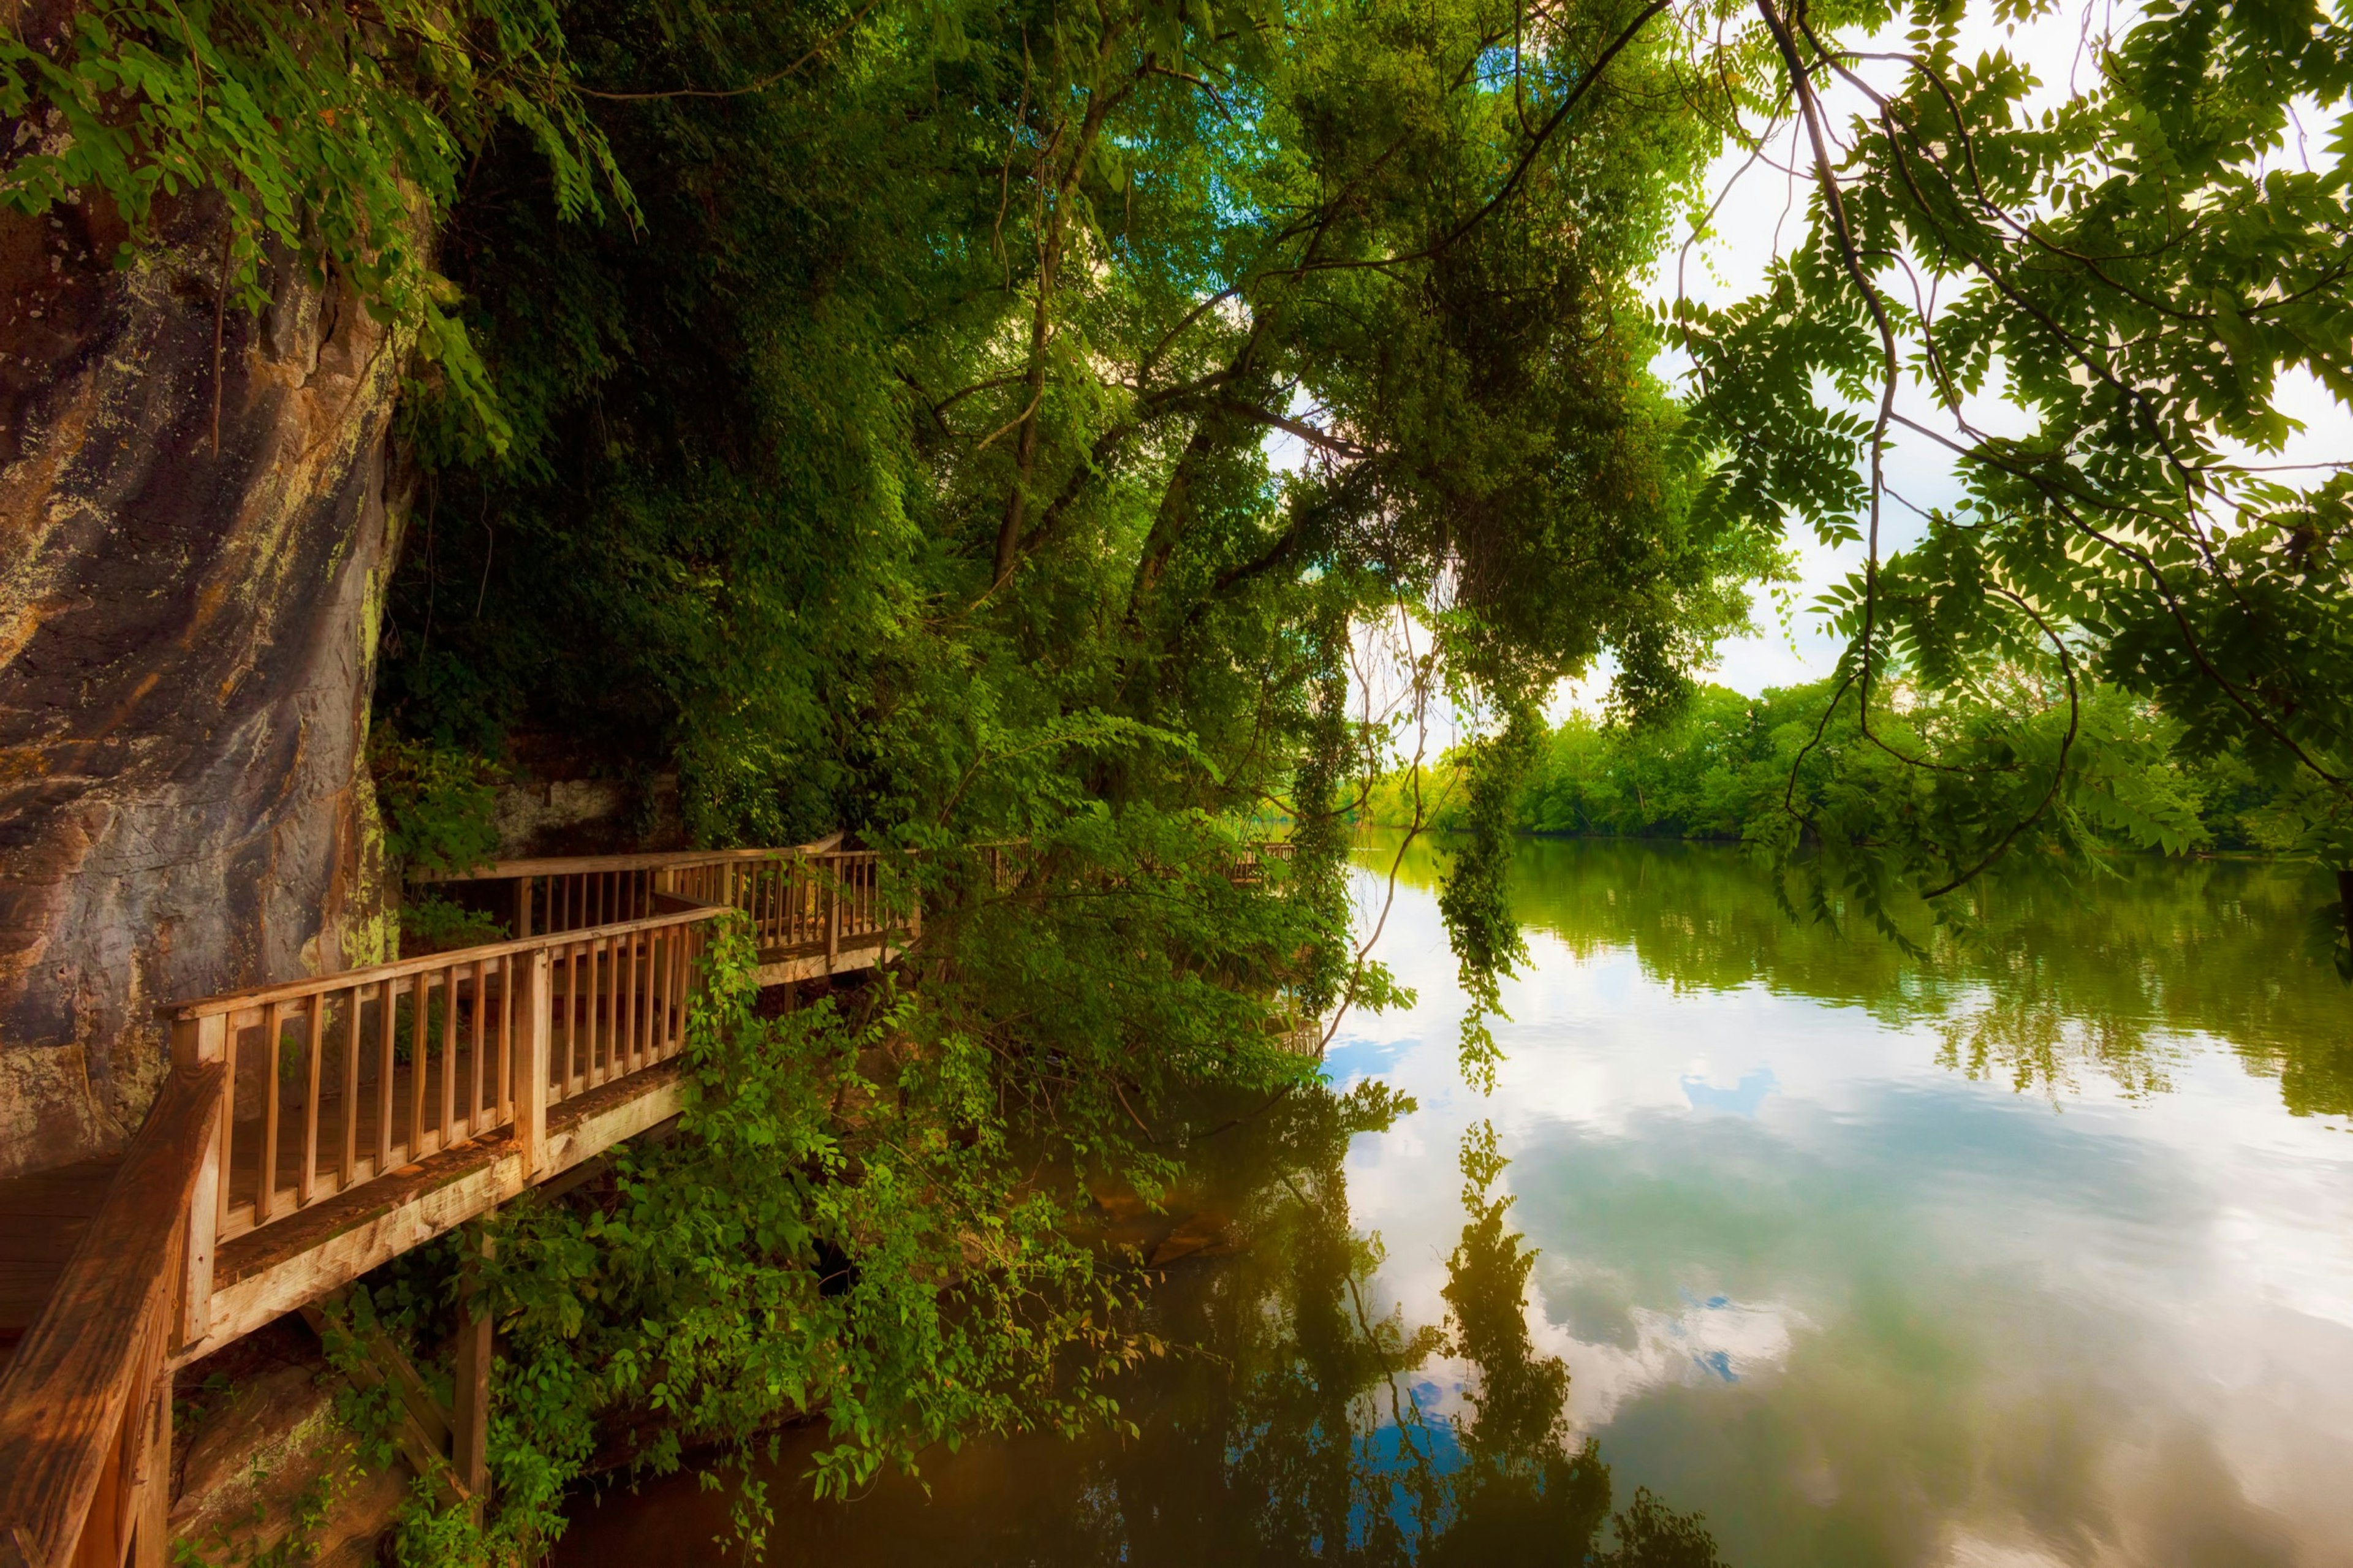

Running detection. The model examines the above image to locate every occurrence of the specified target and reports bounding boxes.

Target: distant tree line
[1367,678,2298,857]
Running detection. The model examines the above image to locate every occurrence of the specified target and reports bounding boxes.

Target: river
[558,836,2353,1566]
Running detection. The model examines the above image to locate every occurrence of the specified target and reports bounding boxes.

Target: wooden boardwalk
[0,1164,118,1368]
[0,835,1292,1566]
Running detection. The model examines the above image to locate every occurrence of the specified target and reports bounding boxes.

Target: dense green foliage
[371,738,506,877]
[1433,703,1543,1088]
[1667,0,2353,922]
[0,0,626,446]
[375,0,1746,826]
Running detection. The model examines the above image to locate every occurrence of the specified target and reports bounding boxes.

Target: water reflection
[1333,836,2353,1562]
[1167,1091,1728,1566]
[1422,1121,1726,1567]
[563,839,2353,1566]
[1367,833,2353,1116]
[559,1080,1727,1566]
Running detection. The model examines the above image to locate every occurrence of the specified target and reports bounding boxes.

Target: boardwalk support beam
[452,1230,494,1514]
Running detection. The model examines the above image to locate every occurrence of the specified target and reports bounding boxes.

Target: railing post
[517,951,551,1178]
[172,1013,226,1350]
[513,875,532,939]
[825,865,841,970]
[130,1333,172,1568]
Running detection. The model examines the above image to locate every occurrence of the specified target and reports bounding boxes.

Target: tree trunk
[2338,868,2353,975]
[0,195,408,1176]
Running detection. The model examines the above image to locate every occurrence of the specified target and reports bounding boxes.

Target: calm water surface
[560,838,2353,1566]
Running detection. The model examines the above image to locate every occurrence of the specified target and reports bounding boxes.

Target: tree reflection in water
[1047,1084,1725,1567]
[559,1078,1728,1566]
[1366,833,2353,1117]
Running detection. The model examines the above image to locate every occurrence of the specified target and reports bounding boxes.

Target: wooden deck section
[0,834,1295,1566]
[185,1059,689,1367]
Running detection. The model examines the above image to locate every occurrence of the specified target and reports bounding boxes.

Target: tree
[376,0,1771,1086]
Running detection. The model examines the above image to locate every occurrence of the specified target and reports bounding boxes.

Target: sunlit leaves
[1670,0,2353,899]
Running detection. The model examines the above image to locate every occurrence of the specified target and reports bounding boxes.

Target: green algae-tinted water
[558,839,2353,1566]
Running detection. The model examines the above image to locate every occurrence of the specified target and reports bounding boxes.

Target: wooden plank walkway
[0,1162,120,1377]
[0,834,1294,1566]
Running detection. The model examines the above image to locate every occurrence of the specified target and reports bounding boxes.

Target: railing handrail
[411,835,1283,888]
[167,906,732,1020]
[411,833,848,884]
[198,830,1290,1020]
[0,1061,222,1568]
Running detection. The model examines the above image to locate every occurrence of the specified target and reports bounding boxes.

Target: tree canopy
[1669,0,2353,934]
[17,0,2346,932]
[371,0,1756,841]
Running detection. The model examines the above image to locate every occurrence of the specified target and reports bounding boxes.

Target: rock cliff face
[0,194,407,1176]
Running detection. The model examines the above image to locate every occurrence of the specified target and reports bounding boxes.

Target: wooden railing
[417,847,794,937]
[1222,839,1296,886]
[0,903,729,1567]
[169,907,726,1255]
[667,847,911,961]
[428,836,1288,945]
[0,1062,220,1568]
[422,840,917,976]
